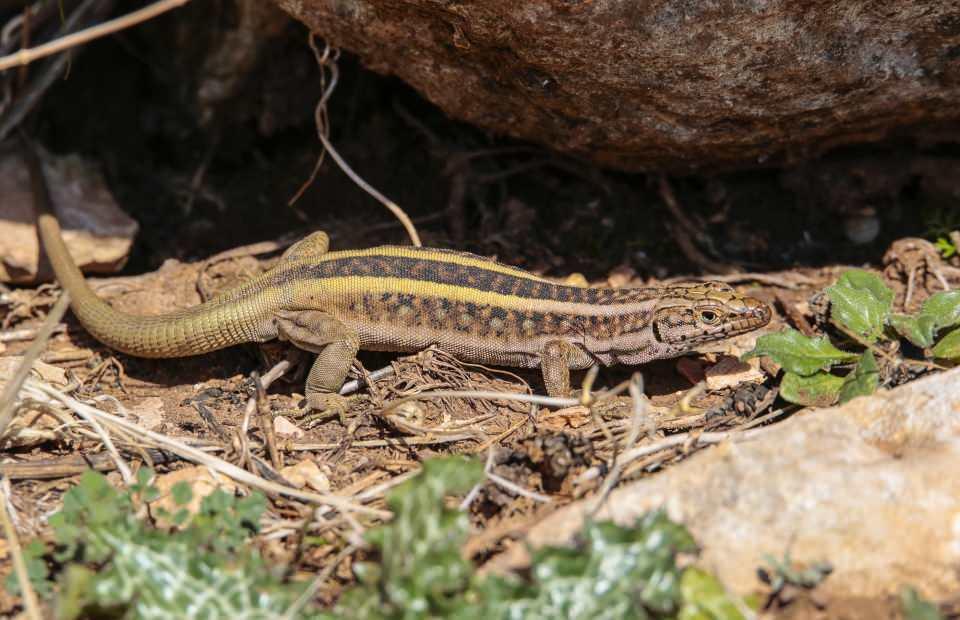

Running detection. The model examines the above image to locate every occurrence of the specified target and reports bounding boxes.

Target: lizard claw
[300,393,354,428]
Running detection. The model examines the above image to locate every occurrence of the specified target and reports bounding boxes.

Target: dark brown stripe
[295,255,660,305]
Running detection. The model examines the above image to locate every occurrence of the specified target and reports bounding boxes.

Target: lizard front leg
[540,338,575,398]
[275,309,360,412]
[280,231,330,261]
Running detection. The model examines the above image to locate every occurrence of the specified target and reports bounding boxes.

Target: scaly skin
[26,142,771,407]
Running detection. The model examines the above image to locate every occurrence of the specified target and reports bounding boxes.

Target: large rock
[497,367,960,601]
[273,0,960,171]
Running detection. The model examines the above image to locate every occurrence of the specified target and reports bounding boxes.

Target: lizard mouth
[713,298,772,340]
[731,296,772,331]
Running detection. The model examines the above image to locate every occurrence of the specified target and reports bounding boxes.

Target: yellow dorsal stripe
[317,246,552,282]
[299,276,650,317]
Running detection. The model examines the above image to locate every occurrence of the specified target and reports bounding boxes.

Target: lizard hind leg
[281,231,331,261]
[274,309,360,413]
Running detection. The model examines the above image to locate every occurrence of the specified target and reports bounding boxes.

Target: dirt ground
[2,8,960,618]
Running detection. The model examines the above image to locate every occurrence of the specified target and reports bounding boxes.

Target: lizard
[25,141,772,412]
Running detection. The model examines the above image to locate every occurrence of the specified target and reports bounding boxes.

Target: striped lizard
[26,143,771,411]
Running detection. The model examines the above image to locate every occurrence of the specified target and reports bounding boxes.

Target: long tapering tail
[24,137,276,358]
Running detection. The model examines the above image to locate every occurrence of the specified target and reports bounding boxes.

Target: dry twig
[0,0,190,71]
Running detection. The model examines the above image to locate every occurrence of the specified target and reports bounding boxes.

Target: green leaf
[825,270,893,343]
[780,371,844,407]
[932,327,960,360]
[839,350,880,404]
[488,511,698,619]
[4,539,52,598]
[47,470,299,619]
[170,482,193,507]
[335,456,484,618]
[742,329,858,376]
[331,457,709,620]
[679,568,756,620]
[901,586,944,620]
[891,292,960,349]
[890,314,938,348]
[919,291,960,332]
[935,237,957,259]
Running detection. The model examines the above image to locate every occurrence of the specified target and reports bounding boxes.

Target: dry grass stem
[0,482,42,620]
[0,292,71,439]
[24,379,390,519]
[589,373,648,516]
[0,0,191,71]
[482,447,552,504]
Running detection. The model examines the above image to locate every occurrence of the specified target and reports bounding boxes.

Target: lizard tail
[25,137,276,358]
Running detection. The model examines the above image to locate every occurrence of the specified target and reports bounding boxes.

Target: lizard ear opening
[651,308,689,345]
[651,319,664,343]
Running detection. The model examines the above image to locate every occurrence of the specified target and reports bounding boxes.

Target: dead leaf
[540,405,592,430]
[0,356,68,388]
[705,355,765,391]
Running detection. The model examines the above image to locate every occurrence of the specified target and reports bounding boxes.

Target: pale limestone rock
[273,415,305,438]
[134,397,166,431]
[150,466,238,527]
[280,458,331,493]
[499,367,960,602]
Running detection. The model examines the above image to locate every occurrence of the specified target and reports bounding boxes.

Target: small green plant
[744,270,960,406]
[934,236,957,259]
[15,458,759,619]
[758,551,832,596]
[922,207,960,243]
[326,456,756,620]
[9,468,310,619]
[900,586,944,620]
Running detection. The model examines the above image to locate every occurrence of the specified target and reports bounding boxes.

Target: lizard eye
[698,309,721,325]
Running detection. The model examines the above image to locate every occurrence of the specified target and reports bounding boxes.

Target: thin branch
[0,0,106,141]
[381,389,579,413]
[0,0,191,72]
[339,364,395,395]
[0,323,66,343]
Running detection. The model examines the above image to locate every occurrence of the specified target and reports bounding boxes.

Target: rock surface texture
[273,0,960,171]
[0,148,137,284]
[495,367,960,601]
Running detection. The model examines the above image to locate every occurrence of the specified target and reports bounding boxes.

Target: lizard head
[650,282,771,354]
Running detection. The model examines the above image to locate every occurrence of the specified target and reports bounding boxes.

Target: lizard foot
[298,393,354,428]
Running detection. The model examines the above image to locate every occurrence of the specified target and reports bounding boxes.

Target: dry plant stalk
[0,0,192,72]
